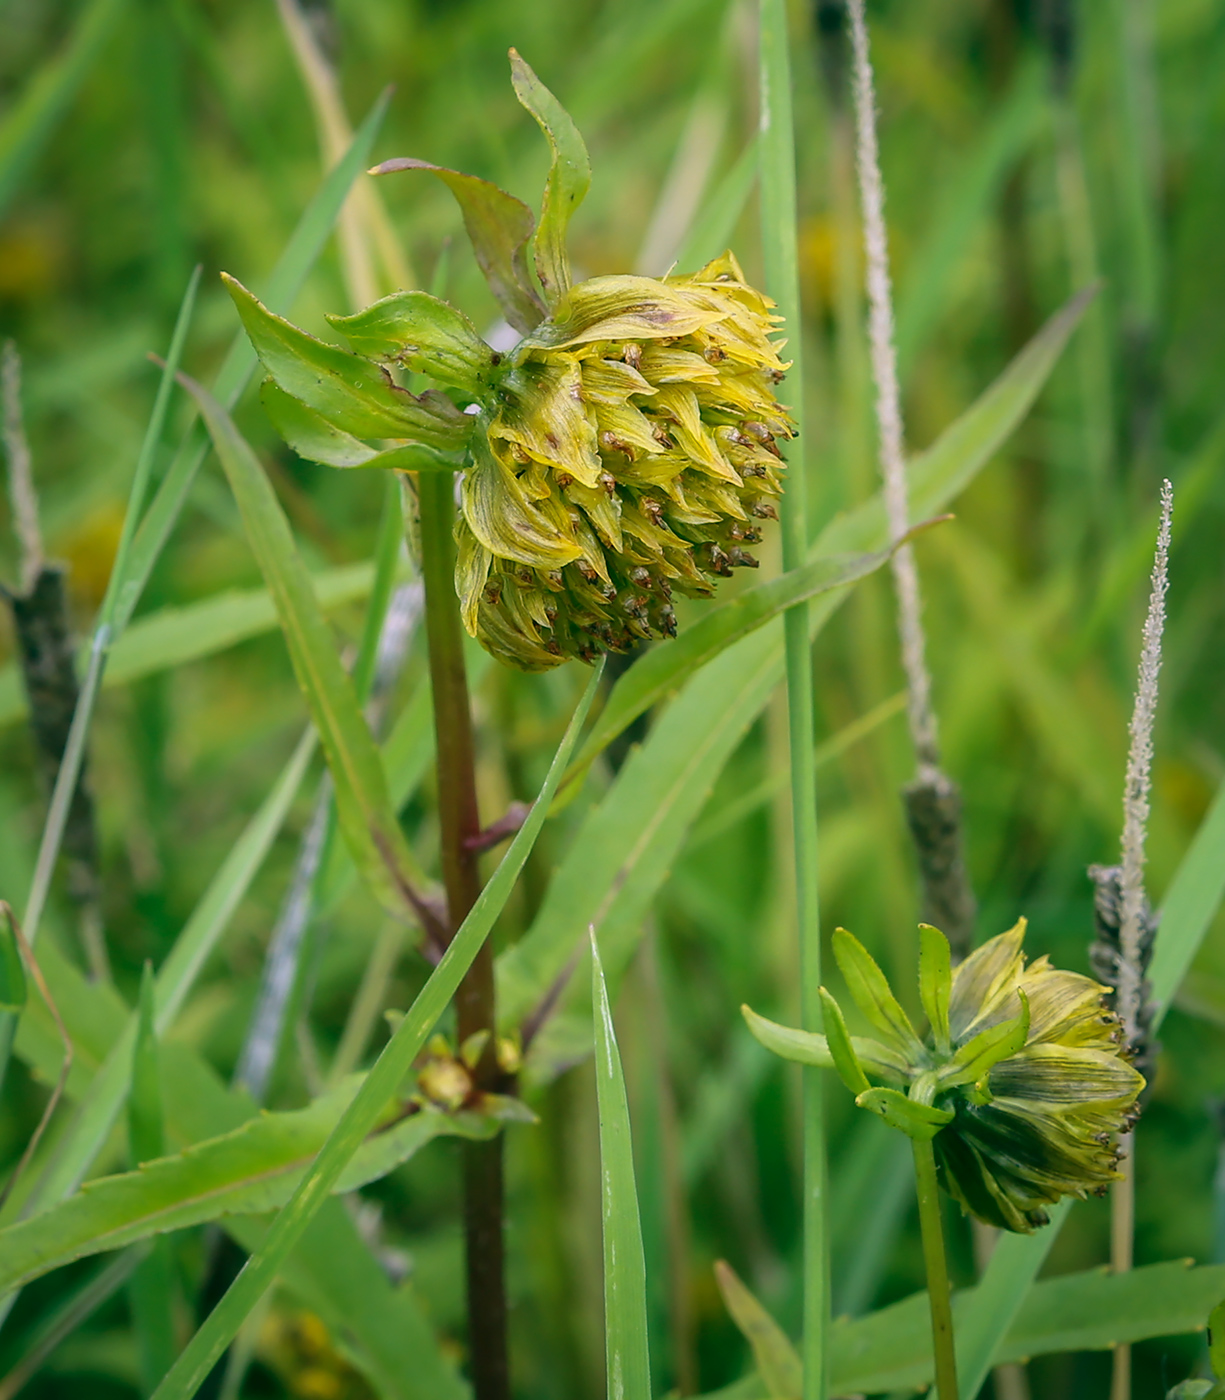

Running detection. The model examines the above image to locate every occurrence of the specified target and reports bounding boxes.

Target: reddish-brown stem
[416,469,507,1400]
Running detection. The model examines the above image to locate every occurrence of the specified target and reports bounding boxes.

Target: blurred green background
[1,0,1224,1396]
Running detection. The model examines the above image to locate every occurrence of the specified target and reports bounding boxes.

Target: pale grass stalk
[276,0,414,305]
[1111,477,1173,1400]
[845,0,938,773]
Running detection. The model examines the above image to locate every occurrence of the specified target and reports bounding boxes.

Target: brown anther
[740,420,773,444]
[703,344,727,364]
[577,561,599,582]
[600,431,634,459]
[642,498,664,521]
[517,568,534,585]
[629,566,652,587]
[600,473,617,496]
[728,547,759,569]
[546,638,562,655]
[658,606,677,637]
[483,581,503,606]
[510,443,531,464]
[556,472,574,489]
[751,501,778,520]
[623,344,643,370]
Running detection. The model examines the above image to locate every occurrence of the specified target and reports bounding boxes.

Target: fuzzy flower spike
[745,920,1145,1233]
[223,51,793,671]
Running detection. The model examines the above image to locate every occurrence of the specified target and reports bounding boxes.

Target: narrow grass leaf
[564,540,899,784]
[180,374,424,923]
[714,1260,801,1399]
[0,1095,492,1295]
[1151,774,1225,1027]
[591,930,652,1400]
[148,662,602,1400]
[127,967,176,1395]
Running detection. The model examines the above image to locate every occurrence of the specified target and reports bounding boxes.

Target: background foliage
[1,0,1224,1396]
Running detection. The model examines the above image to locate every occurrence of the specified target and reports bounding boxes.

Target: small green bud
[752,918,1146,1234]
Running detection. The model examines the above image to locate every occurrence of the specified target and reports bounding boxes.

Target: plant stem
[416,469,508,1400]
[913,1138,959,1400]
[759,3,827,1397]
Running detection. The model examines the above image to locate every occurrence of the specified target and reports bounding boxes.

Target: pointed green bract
[327,290,497,394]
[936,988,1030,1092]
[832,928,925,1060]
[819,988,871,1096]
[259,380,454,473]
[371,158,545,334]
[741,1004,909,1082]
[855,1088,953,1141]
[223,275,470,451]
[510,48,591,305]
[918,924,952,1054]
[591,930,652,1400]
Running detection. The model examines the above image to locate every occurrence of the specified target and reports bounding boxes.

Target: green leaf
[818,989,871,1097]
[510,49,591,306]
[148,663,602,1400]
[128,966,164,1168]
[259,379,456,473]
[714,1260,801,1400]
[591,930,652,1400]
[12,939,463,1400]
[0,0,127,219]
[223,276,470,451]
[0,1089,492,1297]
[563,541,899,786]
[818,1259,1225,1396]
[1152,774,1225,1028]
[327,290,496,394]
[1210,1296,1225,1375]
[740,1005,908,1082]
[936,988,1029,1091]
[918,924,952,1055]
[126,968,176,1395]
[832,928,925,1060]
[371,157,545,334]
[179,373,427,926]
[854,1088,953,1141]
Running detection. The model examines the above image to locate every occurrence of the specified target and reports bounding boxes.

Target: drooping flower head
[745,920,1145,1233]
[224,52,793,671]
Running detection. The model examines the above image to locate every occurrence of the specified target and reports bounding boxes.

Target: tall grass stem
[758,3,827,1396]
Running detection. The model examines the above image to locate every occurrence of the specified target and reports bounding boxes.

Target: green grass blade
[113,89,392,639]
[951,1198,1069,1400]
[127,968,176,1395]
[591,931,652,1400]
[715,1260,801,1399]
[758,6,826,1394]
[180,373,426,923]
[673,135,759,273]
[1151,774,1225,1028]
[9,938,463,1400]
[564,541,896,784]
[148,662,603,1400]
[0,0,127,219]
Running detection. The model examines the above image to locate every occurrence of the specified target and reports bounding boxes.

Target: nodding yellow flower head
[746,919,1146,1234]
[455,253,793,670]
[222,53,796,671]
